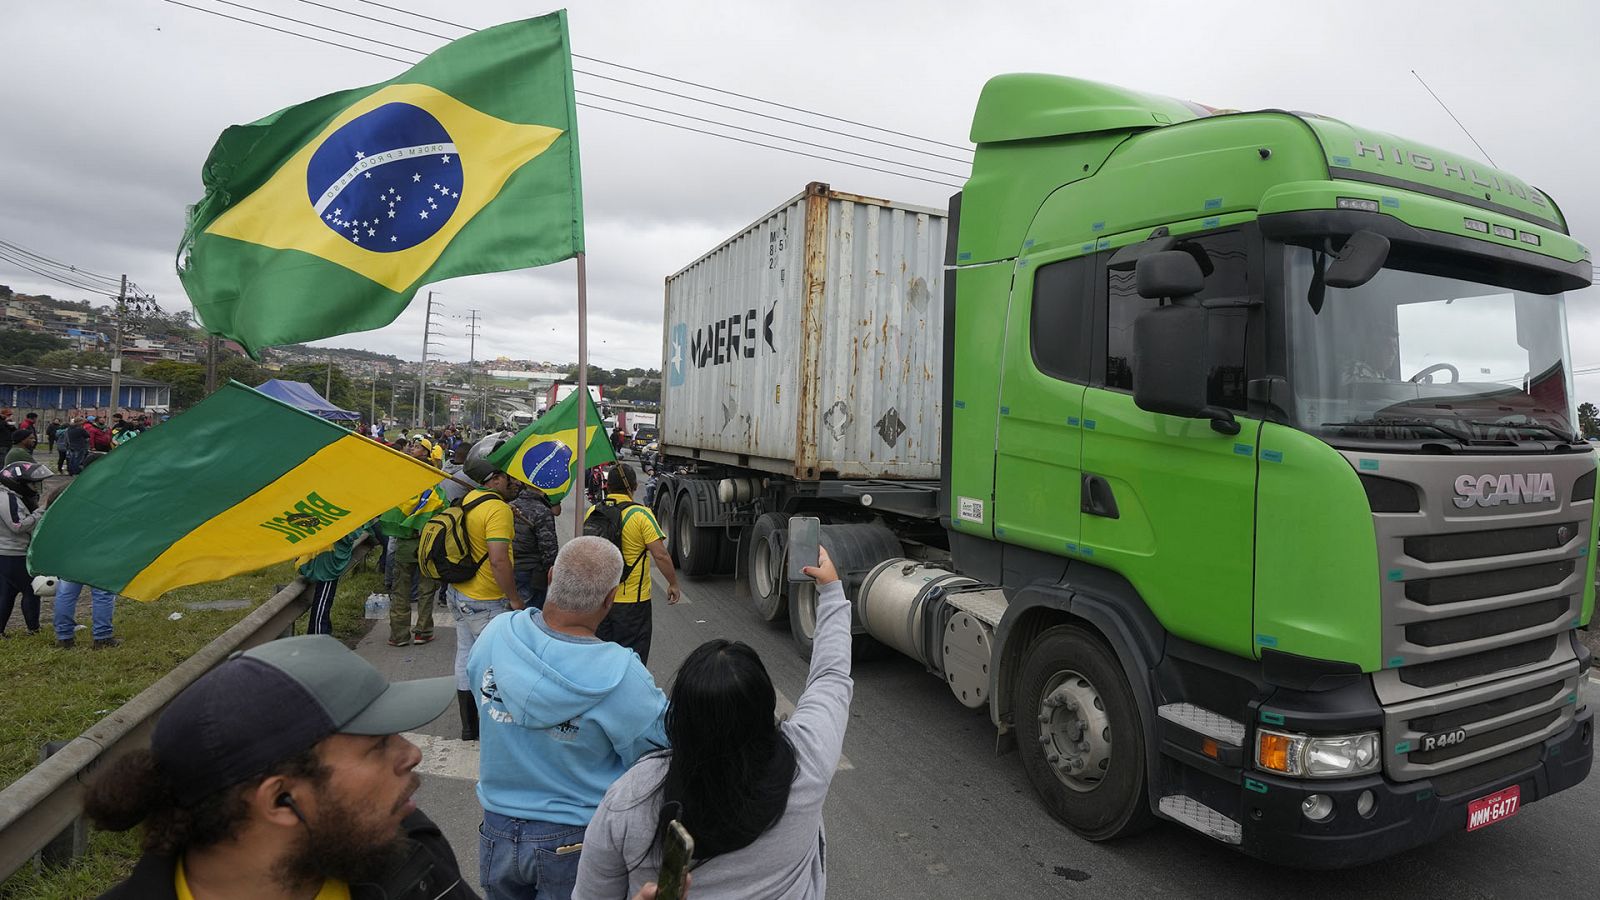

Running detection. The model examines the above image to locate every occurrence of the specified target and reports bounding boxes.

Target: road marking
[774,688,856,771]
[404,731,479,781]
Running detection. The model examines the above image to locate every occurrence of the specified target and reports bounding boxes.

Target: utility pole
[204,335,218,394]
[325,357,333,398]
[369,366,377,425]
[109,275,126,417]
[416,291,446,429]
[465,308,482,429]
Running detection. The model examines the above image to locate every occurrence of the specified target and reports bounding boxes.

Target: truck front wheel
[1015,626,1155,841]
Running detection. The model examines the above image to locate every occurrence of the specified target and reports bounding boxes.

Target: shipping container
[661,183,947,480]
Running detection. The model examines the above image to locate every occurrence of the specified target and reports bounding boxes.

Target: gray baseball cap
[151,635,453,805]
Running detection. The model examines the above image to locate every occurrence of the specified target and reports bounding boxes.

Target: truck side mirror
[1325,230,1390,289]
[1132,304,1241,435]
[1135,250,1205,299]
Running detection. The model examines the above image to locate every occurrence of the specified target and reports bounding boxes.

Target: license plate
[1466,786,1521,832]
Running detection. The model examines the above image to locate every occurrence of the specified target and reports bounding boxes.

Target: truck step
[944,587,1008,627]
[1158,794,1242,845]
[1157,702,1245,747]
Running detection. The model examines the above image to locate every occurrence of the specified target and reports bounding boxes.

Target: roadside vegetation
[0,556,384,898]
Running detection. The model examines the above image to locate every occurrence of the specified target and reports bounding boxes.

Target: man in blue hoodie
[467,535,668,900]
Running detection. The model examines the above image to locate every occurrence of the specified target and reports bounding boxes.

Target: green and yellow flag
[486,389,613,504]
[28,382,444,601]
[178,12,582,356]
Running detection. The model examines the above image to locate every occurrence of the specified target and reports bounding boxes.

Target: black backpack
[584,496,648,586]
[418,494,497,583]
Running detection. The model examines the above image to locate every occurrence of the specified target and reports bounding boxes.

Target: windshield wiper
[1320,418,1474,443]
[1466,420,1581,444]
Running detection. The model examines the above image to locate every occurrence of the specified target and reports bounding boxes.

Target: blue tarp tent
[255,379,361,421]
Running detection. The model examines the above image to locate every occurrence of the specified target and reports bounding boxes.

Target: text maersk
[683,306,776,370]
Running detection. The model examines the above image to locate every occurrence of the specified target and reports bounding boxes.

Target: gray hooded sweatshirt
[572,579,852,900]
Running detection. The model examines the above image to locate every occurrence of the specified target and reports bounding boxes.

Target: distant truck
[548,383,603,410]
[651,75,1594,866]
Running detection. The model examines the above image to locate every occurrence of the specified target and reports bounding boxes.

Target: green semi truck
[654,74,1593,866]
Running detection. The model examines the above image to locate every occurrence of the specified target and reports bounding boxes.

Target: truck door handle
[1081,474,1120,519]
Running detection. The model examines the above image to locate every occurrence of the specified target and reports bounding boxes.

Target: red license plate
[1466,785,1521,832]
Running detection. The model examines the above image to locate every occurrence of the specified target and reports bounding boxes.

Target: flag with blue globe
[486,389,613,504]
[178,13,582,356]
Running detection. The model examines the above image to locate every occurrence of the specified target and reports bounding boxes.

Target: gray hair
[545,536,623,615]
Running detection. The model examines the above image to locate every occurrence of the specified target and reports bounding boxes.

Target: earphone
[276,792,308,825]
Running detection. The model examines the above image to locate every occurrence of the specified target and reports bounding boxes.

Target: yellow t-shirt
[584,493,664,603]
[176,857,350,899]
[455,488,515,601]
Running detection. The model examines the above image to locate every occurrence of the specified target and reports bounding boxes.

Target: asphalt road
[358,486,1600,899]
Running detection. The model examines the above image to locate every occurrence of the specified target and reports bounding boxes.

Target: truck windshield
[1283,245,1578,444]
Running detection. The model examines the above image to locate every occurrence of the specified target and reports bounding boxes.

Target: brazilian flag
[487,389,614,504]
[178,13,582,356]
[28,383,444,601]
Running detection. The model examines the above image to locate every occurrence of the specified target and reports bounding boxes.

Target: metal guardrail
[0,577,313,880]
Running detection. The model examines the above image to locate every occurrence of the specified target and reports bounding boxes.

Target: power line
[157,0,967,189]
[0,250,119,297]
[578,89,967,180]
[340,0,973,155]
[0,240,125,288]
[258,0,970,165]
[579,100,962,188]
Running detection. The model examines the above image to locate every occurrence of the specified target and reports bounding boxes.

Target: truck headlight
[1255,728,1381,778]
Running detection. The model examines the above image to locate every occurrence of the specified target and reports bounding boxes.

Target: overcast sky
[3,1,1597,390]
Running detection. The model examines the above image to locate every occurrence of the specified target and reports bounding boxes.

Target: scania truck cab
[654,74,1593,867]
[945,74,1593,865]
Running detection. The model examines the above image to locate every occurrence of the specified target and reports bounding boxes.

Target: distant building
[0,365,172,416]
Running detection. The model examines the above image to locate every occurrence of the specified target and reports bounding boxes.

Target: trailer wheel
[673,498,719,577]
[748,513,789,621]
[654,490,679,568]
[1014,626,1154,841]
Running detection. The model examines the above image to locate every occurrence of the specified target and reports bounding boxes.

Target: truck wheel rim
[795,583,817,640]
[754,536,779,599]
[676,506,692,561]
[1036,670,1113,793]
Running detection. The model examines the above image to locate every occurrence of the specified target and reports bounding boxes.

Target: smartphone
[787,516,821,582]
[656,819,694,900]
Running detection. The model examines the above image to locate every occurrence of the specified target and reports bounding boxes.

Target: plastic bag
[364,593,391,620]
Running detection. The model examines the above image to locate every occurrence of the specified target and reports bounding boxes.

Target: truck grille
[1383,666,1580,780]
[1403,521,1580,563]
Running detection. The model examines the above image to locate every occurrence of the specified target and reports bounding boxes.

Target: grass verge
[0,552,385,898]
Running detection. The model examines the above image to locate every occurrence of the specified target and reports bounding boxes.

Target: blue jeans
[478,810,584,900]
[53,580,115,641]
[447,586,508,691]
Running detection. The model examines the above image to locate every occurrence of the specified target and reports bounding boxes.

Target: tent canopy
[255,379,361,421]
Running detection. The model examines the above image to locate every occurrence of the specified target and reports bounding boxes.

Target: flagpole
[574,251,589,537]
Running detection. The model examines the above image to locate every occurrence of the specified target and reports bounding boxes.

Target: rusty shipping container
[661,183,947,480]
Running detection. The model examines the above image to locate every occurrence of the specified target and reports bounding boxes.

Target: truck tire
[748,513,789,621]
[673,498,720,577]
[1014,626,1155,842]
[654,489,679,567]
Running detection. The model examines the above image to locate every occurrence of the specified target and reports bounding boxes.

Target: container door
[1078,229,1259,658]
[993,253,1095,554]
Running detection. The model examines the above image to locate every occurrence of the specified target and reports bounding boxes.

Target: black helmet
[0,461,53,492]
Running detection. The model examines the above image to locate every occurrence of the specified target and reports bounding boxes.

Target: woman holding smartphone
[574,544,849,899]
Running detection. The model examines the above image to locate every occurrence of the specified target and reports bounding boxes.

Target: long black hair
[656,639,798,861]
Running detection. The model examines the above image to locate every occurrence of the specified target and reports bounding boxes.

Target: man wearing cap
[4,429,36,466]
[446,458,525,742]
[83,634,477,900]
[63,417,90,475]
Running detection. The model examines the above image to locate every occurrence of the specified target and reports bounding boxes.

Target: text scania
[688,308,759,369]
[1452,472,1556,509]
